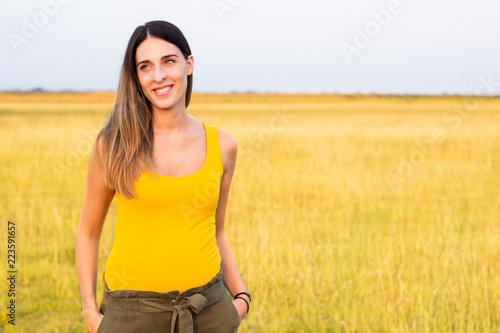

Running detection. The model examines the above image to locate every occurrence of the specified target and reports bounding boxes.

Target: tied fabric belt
[100,266,225,333]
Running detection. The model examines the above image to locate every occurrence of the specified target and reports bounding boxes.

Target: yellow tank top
[104,119,223,293]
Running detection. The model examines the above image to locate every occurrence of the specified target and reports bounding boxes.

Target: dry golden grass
[0,92,499,332]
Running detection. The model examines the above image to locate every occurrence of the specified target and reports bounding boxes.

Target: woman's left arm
[214,128,251,321]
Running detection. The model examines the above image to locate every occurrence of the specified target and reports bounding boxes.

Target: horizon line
[1,89,499,98]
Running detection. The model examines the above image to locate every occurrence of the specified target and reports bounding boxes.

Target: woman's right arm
[75,137,115,332]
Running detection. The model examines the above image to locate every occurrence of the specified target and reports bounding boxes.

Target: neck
[151,103,191,136]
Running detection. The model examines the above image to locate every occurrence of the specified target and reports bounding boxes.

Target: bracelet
[234,296,250,313]
[233,292,252,303]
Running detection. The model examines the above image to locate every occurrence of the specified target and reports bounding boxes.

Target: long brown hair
[92,20,193,198]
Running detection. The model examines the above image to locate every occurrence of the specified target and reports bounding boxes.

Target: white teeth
[155,86,172,93]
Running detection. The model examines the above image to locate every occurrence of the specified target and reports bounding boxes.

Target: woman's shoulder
[210,125,238,174]
[212,125,238,154]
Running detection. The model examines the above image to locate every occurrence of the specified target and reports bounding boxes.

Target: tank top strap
[203,121,224,178]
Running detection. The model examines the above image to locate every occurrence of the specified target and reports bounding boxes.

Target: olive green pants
[97,264,241,333]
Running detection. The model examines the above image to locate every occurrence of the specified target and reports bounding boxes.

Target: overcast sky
[1,0,499,94]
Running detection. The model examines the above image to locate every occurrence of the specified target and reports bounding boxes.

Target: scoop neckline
[152,119,208,179]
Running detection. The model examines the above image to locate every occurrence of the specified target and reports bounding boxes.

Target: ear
[187,55,194,76]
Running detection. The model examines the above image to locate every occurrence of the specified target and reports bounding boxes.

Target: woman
[75,20,251,333]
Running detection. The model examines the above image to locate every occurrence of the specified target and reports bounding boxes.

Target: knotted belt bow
[137,294,209,333]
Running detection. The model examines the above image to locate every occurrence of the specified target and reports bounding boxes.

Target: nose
[153,66,166,83]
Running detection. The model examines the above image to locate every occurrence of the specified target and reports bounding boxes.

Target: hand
[231,298,248,323]
[83,309,104,333]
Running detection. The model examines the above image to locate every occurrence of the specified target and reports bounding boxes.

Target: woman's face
[135,37,193,112]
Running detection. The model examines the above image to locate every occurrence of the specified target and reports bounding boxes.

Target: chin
[151,97,181,110]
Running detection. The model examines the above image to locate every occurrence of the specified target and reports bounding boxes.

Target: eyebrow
[136,54,179,68]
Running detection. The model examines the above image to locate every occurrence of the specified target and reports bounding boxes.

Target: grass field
[0,92,499,332]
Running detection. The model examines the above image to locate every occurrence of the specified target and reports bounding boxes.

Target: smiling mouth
[153,85,173,96]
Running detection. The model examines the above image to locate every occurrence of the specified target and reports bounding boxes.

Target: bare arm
[215,128,251,320]
[75,137,115,328]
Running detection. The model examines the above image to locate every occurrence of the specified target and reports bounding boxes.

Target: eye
[165,59,175,64]
[139,64,150,71]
